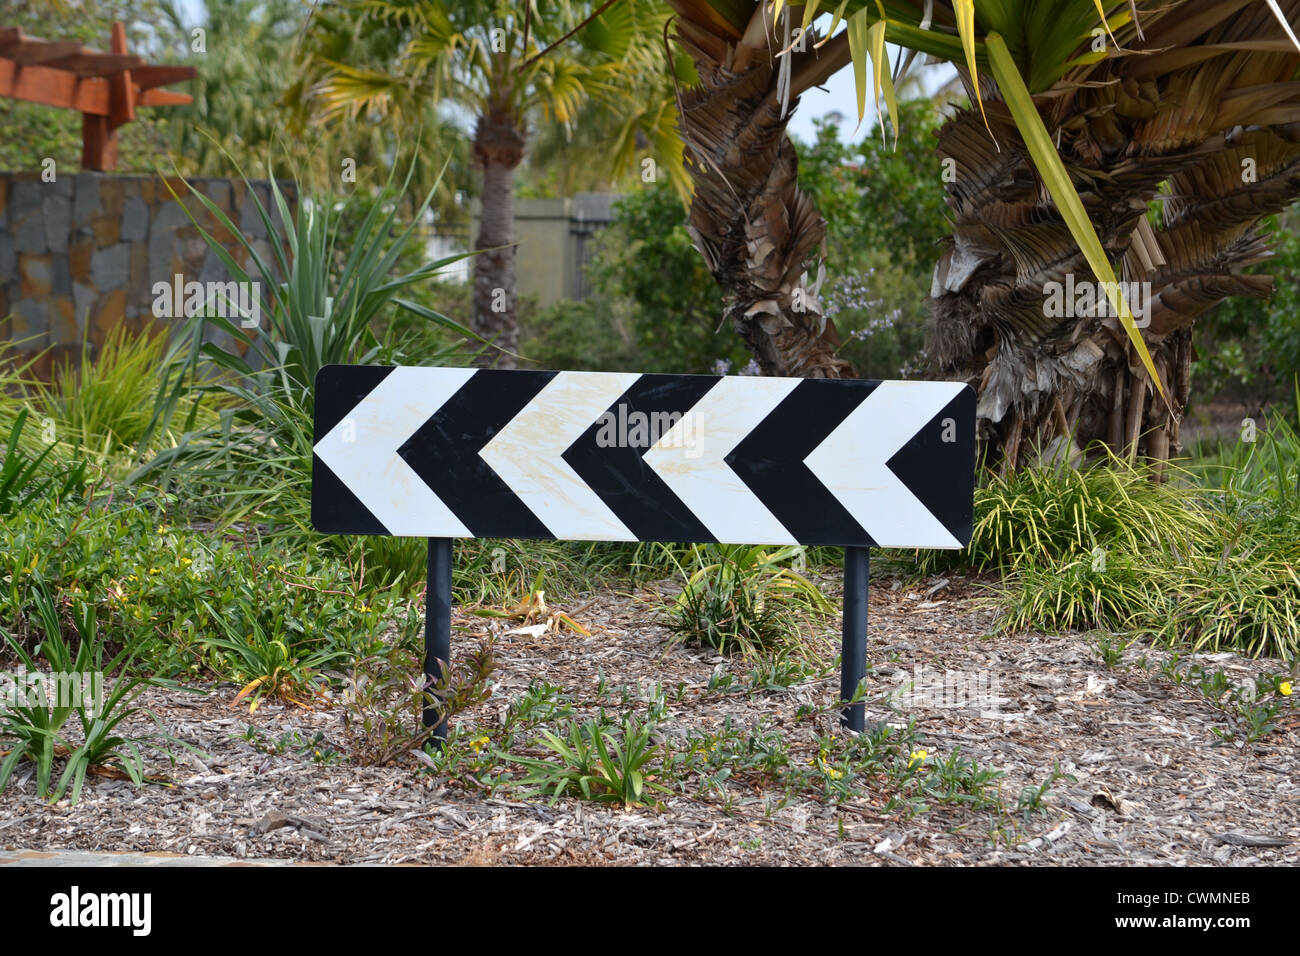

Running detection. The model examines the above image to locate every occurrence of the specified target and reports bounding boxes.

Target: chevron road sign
[311,365,976,737]
[312,366,974,547]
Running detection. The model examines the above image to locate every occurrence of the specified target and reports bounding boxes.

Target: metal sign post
[312,366,975,744]
[841,546,870,733]
[423,538,453,739]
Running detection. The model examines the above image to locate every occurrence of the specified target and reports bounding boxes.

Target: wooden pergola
[0,22,197,171]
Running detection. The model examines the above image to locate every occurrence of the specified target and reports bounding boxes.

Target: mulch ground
[2,575,1296,865]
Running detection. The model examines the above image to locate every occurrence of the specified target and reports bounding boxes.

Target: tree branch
[516,0,621,74]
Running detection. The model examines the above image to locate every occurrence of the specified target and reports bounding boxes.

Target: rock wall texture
[0,171,293,378]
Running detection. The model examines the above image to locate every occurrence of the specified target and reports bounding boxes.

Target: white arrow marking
[804,380,966,548]
[479,371,640,540]
[314,366,476,536]
[644,376,801,544]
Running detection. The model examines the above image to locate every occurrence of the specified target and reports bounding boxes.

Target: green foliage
[524,182,743,374]
[795,104,949,379]
[1190,207,1300,413]
[0,410,87,518]
[1184,402,1300,512]
[0,487,402,692]
[506,714,668,807]
[996,549,1170,635]
[1159,654,1297,745]
[340,631,494,766]
[798,105,950,268]
[132,157,476,535]
[939,449,1216,574]
[28,325,212,463]
[927,418,1300,658]
[662,544,833,658]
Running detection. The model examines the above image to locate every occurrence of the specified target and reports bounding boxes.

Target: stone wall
[0,171,293,378]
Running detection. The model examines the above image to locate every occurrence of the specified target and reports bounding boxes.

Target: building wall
[0,171,292,377]
[469,193,620,307]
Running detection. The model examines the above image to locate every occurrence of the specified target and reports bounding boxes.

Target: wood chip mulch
[2,576,1296,866]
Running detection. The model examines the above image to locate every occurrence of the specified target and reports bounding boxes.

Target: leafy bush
[1190,207,1300,413]
[0,488,402,688]
[506,714,668,807]
[796,104,949,379]
[29,324,207,462]
[942,420,1300,658]
[927,449,1217,574]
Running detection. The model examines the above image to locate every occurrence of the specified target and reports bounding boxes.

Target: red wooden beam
[2,40,84,64]
[0,61,195,113]
[130,64,197,89]
[0,59,111,113]
[41,52,145,76]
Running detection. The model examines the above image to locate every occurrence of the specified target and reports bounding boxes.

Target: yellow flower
[811,753,843,780]
[469,735,490,754]
[149,568,161,575]
[128,574,138,581]
[909,749,928,769]
[181,557,192,565]
[1281,681,1292,697]
[158,525,168,535]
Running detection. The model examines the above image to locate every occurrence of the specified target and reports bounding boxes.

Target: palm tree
[659,0,1300,470]
[303,0,671,366]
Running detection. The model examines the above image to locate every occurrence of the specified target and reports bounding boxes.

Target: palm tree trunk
[471,106,527,368]
[675,34,854,377]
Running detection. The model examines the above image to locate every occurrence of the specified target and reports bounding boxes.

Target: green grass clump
[919,447,1216,575]
[660,544,833,659]
[976,414,1300,658]
[0,485,407,695]
[0,579,185,805]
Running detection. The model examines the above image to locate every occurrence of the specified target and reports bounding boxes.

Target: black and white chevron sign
[311,365,975,549]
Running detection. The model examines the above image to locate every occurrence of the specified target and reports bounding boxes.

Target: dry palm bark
[929,0,1300,470]
[668,3,855,377]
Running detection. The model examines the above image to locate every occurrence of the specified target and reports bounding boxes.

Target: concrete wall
[0,171,292,377]
[470,192,620,307]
